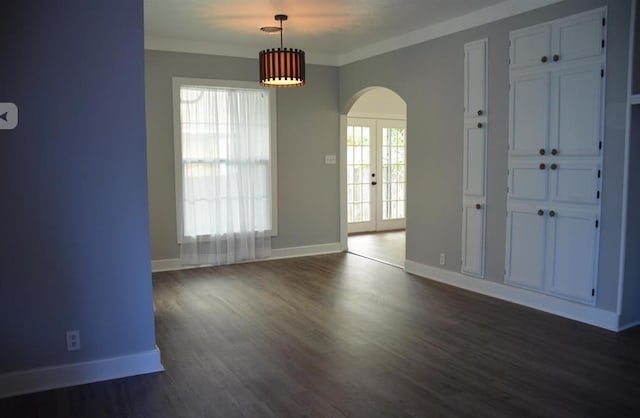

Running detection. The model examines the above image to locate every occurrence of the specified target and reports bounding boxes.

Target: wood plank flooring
[2,253,640,417]
[348,230,405,267]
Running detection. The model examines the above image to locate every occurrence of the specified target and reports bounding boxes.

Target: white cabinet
[547,209,599,303]
[510,8,605,70]
[505,7,606,306]
[505,206,548,290]
[463,122,487,197]
[506,206,599,304]
[509,71,550,156]
[462,39,488,278]
[464,39,488,119]
[550,64,604,156]
[462,201,485,277]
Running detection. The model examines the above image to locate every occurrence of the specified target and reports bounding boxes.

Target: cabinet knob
[551,148,559,156]
[477,110,484,116]
[539,148,546,156]
[549,210,556,217]
[553,54,560,62]
[538,209,545,216]
[477,122,483,128]
[539,163,546,170]
[551,163,558,170]
[371,181,377,186]
[475,204,482,210]
[541,56,548,63]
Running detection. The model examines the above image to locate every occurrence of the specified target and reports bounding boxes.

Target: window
[172,78,277,242]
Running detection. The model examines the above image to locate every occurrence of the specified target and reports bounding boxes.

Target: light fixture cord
[280,18,283,49]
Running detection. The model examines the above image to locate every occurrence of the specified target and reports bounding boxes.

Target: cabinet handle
[538,209,545,216]
[477,122,483,128]
[539,148,546,156]
[539,163,546,170]
[477,110,483,116]
[553,54,560,62]
[551,148,559,156]
[541,56,548,63]
[549,210,556,217]
[551,163,558,170]
[371,181,377,186]
[475,204,482,210]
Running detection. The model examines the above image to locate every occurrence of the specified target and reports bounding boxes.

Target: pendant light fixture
[259,14,305,87]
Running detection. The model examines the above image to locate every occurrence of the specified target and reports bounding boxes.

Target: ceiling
[144,0,564,65]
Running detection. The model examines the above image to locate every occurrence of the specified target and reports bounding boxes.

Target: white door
[463,123,487,197]
[509,71,550,156]
[508,160,549,201]
[510,24,551,70]
[347,118,406,233]
[549,64,603,157]
[549,161,600,205]
[505,205,548,291]
[547,208,599,304]
[464,39,487,119]
[462,201,485,277]
[551,10,605,64]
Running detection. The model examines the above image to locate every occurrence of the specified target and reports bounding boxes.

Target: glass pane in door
[381,127,406,220]
[347,125,371,223]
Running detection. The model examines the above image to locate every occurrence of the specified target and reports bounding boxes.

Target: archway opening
[340,87,407,268]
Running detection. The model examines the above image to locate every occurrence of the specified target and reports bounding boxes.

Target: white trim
[336,0,565,65]
[171,77,278,243]
[618,0,637,316]
[405,260,620,331]
[145,0,565,67]
[618,319,640,332]
[340,115,349,251]
[0,347,163,399]
[347,112,406,121]
[145,36,339,66]
[151,243,343,272]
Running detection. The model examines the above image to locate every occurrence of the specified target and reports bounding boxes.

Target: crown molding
[144,36,339,66]
[336,0,566,65]
[145,0,566,67]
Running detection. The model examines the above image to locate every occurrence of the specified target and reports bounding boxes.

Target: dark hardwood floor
[2,253,640,417]
[348,230,405,267]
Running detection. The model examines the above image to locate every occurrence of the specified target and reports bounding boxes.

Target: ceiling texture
[144,0,565,65]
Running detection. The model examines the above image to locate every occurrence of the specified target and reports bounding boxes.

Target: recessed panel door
[509,71,550,156]
[505,206,548,291]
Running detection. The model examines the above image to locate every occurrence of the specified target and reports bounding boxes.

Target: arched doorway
[340,87,407,267]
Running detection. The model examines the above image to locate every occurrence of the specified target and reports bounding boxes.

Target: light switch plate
[325,155,337,165]
[0,103,18,130]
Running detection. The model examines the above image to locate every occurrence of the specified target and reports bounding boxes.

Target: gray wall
[0,0,157,372]
[621,105,640,325]
[339,0,631,312]
[145,51,340,260]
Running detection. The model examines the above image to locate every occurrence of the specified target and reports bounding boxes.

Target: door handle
[371,181,377,186]
[549,210,556,217]
[551,163,558,170]
[477,110,483,116]
[539,148,546,156]
[475,204,482,210]
[538,209,545,216]
[539,163,546,170]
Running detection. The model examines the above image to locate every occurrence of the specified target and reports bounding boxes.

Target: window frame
[171,77,278,243]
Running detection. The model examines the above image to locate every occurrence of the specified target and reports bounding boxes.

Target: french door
[347,118,406,233]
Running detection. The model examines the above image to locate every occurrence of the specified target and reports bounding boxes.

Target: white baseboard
[618,319,640,332]
[405,260,620,331]
[151,242,343,272]
[0,347,163,399]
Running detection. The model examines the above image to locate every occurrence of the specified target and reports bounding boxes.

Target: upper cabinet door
[509,71,550,156]
[463,123,487,197]
[464,39,488,119]
[510,25,551,70]
[549,64,603,156]
[552,10,605,65]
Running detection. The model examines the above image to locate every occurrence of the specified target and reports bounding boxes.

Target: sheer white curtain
[178,85,272,266]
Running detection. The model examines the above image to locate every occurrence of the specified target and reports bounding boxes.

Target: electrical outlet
[66,330,81,351]
[439,253,446,266]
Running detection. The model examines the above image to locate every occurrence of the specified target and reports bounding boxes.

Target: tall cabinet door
[547,209,599,304]
[462,201,485,276]
[549,64,604,156]
[462,39,488,278]
[509,71,550,156]
[464,39,488,119]
[505,206,548,290]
